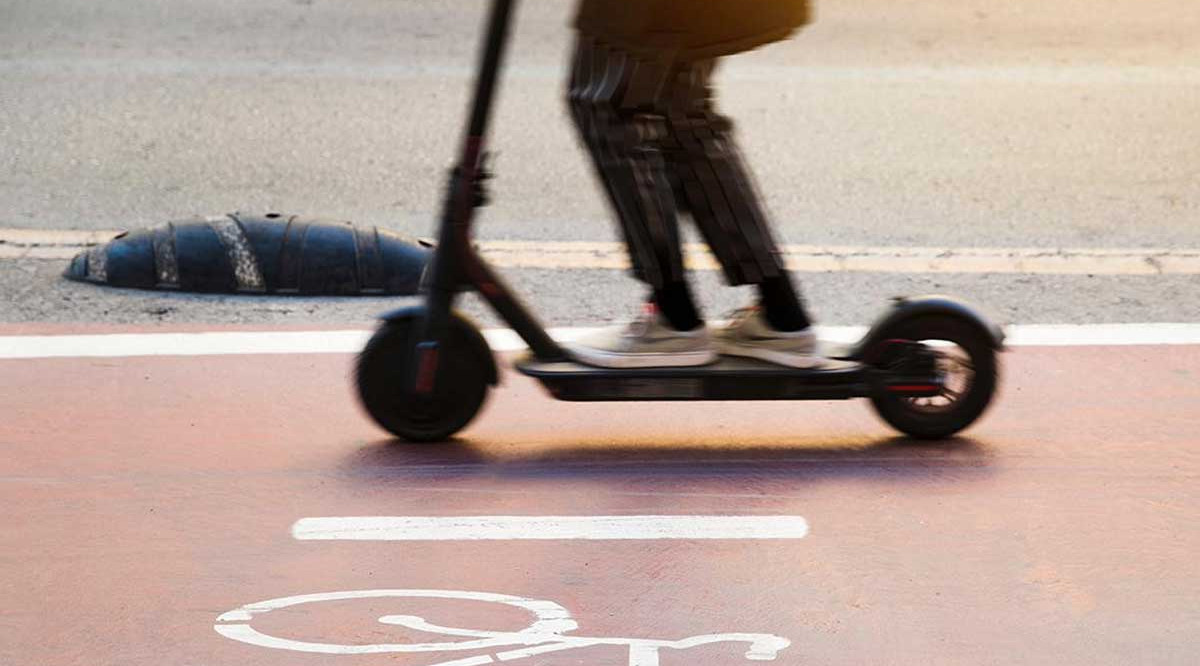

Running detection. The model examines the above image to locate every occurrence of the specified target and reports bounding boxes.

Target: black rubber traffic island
[64,213,432,295]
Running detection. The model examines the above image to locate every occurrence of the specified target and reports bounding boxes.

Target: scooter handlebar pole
[415,0,568,392]
[427,0,518,283]
[447,0,565,362]
[465,0,518,146]
[421,0,519,325]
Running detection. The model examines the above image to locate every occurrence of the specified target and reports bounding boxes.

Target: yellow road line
[477,240,1200,275]
[3,229,1199,275]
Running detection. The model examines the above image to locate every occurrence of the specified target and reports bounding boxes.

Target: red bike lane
[2,332,1198,665]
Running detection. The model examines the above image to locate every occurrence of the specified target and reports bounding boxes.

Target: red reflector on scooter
[887,385,939,393]
[415,345,440,394]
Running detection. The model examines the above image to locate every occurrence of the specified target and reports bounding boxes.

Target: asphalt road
[3,0,1199,248]
[2,0,1199,327]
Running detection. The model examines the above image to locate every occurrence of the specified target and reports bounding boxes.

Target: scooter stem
[418,0,518,352]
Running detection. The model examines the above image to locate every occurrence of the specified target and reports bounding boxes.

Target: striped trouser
[567,36,787,289]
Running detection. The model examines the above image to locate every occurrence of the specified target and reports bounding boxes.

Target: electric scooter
[355,0,1004,442]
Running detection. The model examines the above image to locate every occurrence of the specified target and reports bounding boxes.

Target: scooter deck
[514,354,875,402]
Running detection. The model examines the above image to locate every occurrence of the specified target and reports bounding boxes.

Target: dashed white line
[290,515,810,541]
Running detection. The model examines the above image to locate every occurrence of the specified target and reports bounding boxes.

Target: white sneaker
[714,307,823,369]
[563,306,718,369]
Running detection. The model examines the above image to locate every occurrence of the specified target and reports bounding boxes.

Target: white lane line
[1004,323,1200,347]
[0,327,832,359]
[2,323,1200,360]
[0,330,375,359]
[291,516,809,541]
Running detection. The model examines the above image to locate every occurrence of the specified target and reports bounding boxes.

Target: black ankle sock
[653,282,703,331]
[758,275,812,332]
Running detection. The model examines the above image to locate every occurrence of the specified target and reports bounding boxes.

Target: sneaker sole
[564,345,719,369]
[714,340,824,369]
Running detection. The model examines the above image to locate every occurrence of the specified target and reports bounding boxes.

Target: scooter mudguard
[378,304,500,385]
[847,295,1006,361]
[379,303,427,324]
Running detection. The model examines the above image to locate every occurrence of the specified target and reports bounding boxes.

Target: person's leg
[758,273,811,332]
[567,37,663,289]
[659,59,820,366]
[567,36,702,332]
[563,36,714,368]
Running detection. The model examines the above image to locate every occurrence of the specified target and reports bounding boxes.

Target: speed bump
[64,213,432,295]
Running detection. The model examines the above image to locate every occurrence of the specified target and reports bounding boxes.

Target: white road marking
[215,588,791,664]
[2,323,1200,359]
[215,589,577,656]
[4,228,1199,275]
[0,330,375,359]
[0,228,120,246]
[291,515,810,541]
[1003,323,1200,347]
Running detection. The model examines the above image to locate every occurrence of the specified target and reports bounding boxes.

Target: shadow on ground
[338,434,997,488]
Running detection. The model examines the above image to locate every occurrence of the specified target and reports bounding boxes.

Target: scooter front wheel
[356,312,492,443]
[867,315,998,439]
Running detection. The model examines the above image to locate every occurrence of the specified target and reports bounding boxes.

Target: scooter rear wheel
[355,312,492,443]
[868,315,998,439]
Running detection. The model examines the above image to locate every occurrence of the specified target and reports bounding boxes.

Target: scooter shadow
[342,433,996,486]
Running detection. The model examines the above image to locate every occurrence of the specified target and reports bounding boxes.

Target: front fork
[411,156,490,393]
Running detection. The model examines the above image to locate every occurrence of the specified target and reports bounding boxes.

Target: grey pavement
[3,258,1197,327]
[1,0,1198,325]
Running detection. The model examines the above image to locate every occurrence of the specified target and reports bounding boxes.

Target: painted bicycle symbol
[215,588,791,665]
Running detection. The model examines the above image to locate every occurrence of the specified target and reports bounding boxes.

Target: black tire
[355,312,492,443]
[868,315,998,439]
